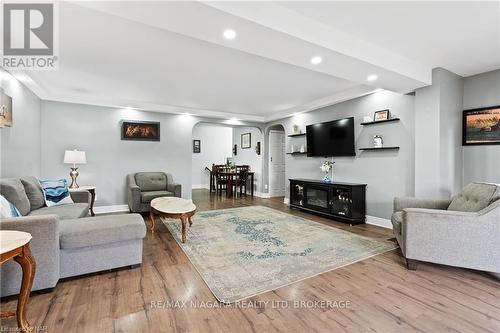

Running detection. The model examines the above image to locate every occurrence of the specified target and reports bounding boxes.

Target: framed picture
[374,109,390,121]
[121,120,160,141]
[241,133,251,149]
[193,139,201,153]
[463,106,500,146]
[0,91,13,128]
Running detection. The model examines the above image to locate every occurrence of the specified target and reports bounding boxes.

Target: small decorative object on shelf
[300,145,306,153]
[255,142,261,155]
[363,115,372,123]
[320,160,335,183]
[374,109,390,121]
[233,144,237,156]
[373,135,383,148]
[291,144,297,153]
[293,124,301,134]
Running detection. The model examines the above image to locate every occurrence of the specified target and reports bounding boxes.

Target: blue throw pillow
[0,194,21,218]
[40,179,74,207]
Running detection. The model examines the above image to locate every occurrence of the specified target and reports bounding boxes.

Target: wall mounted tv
[306,117,356,157]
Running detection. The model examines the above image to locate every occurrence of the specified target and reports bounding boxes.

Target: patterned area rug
[162,206,396,303]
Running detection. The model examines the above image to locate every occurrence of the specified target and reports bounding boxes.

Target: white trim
[283,197,290,205]
[93,205,129,215]
[192,184,210,190]
[365,215,392,229]
[254,191,271,198]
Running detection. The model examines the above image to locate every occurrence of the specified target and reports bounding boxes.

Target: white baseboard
[94,204,129,215]
[254,191,271,198]
[192,184,210,189]
[283,197,290,205]
[366,215,392,229]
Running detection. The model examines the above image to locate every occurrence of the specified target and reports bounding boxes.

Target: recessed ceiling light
[223,29,237,40]
[367,74,378,82]
[310,56,322,65]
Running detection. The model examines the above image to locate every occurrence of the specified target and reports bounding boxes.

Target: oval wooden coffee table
[0,231,36,332]
[150,197,196,243]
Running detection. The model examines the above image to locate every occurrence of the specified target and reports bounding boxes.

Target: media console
[289,179,366,225]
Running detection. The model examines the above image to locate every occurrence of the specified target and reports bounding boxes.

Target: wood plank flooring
[1,190,499,333]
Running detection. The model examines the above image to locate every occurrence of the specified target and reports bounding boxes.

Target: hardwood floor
[1,190,499,333]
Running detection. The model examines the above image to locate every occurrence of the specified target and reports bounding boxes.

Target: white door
[269,130,286,197]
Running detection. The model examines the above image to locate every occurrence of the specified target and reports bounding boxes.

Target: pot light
[223,29,237,40]
[367,74,378,82]
[310,56,322,65]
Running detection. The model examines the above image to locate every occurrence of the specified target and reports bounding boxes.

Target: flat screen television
[306,117,355,157]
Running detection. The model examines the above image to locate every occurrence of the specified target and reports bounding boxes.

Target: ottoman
[58,214,146,278]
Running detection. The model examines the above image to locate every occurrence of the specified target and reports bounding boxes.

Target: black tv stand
[289,179,366,225]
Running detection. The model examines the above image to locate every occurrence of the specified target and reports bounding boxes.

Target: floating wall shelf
[288,133,306,137]
[359,146,400,151]
[286,152,308,155]
[360,118,400,126]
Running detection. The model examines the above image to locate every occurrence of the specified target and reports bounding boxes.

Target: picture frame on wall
[374,109,390,121]
[0,91,13,128]
[121,120,160,141]
[193,139,201,153]
[241,133,251,149]
[462,106,500,146]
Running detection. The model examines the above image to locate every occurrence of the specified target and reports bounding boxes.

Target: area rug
[162,206,396,303]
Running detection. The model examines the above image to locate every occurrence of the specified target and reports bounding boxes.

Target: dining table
[209,170,255,197]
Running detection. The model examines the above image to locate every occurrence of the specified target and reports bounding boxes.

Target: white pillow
[0,194,21,218]
[39,179,74,207]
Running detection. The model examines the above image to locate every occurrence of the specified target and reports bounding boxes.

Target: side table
[69,186,96,216]
[0,231,36,332]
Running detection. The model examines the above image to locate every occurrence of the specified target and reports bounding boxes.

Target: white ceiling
[11,1,500,122]
[278,1,500,77]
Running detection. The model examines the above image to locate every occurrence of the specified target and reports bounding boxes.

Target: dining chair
[235,165,250,196]
[211,164,225,193]
[215,168,229,197]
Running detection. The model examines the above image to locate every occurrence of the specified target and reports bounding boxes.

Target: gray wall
[40,101,197,206]
[463,69,500,185]
[264,90,415,219]
[232,126,263,193]
[0,70,41,178]
[191,123,232,188]
[414,68,464,198]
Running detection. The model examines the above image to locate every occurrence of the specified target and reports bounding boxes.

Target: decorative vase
[373,135,383,148]
[323,173,332,183]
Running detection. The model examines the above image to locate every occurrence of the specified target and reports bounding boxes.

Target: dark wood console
[289,179,366,225]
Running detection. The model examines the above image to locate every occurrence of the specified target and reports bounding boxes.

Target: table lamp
[64,149,87,188]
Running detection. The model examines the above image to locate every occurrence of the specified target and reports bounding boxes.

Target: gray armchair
[392,182,500,273]
[127,172,181,213]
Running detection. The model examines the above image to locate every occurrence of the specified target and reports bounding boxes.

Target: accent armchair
[392,182,500,273]
[127,172,181,213]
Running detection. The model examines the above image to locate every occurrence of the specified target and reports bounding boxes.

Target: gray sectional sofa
[0,177,146,297]
[392,182,500,273]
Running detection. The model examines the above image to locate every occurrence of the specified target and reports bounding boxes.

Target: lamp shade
[64,150,87,165]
